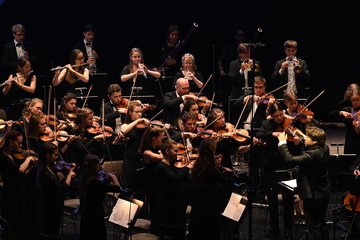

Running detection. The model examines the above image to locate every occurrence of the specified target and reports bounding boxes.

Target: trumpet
[286,56,302,73]
[185,68,190,79]
[138,62,147,78]
[50,63,87,71]
[243,58,260,73]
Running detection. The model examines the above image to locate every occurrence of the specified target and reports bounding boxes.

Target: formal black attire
[6,71,35,104]
[38,166,70,236]
[0,152,26,240]
[1,40,38,75]
[228,58,262,99]
[156,162,190,239]
[328,107,360,155]
[255,119,300,233]
[271,58,311,99]
[73,40,105,73]
[278,143,331,240]
[188,165,233,240]
[120,65,153,96]
[163,91,184,125]
[172,71,204,92]
[80,178,121,240]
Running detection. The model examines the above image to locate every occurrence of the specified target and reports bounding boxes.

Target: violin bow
[149,109,164,121]
[292,90,326,125]
[54,97,58,141]
[196,74,212,97]
[101,98,115,173]
[234,96,250,130]
[266,80,294,97]
[46,85,52,127]
[194,115,221,137]
[208,92,216,113]
[81,84,93,109]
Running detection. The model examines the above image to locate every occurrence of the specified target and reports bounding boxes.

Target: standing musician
[156,139,193,240]
[148,24,183,77]
[328,88,360,155]
[271,39,311,99]
[120,47,161,96]
[163,78,198,126]
[36,142,76,236]
[229,43,262,99]
[2,57,36,106]
[52,49,90,95]
[0,130,36,240]
[73,23,102,73]
[255,102,303,238]
[172,53,204,91]
[277,127,331,240]
[138,125,165,235]
[79,154,121,240]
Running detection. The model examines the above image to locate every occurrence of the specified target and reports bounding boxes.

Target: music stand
[109,193,144,240]
[341,172,360,239]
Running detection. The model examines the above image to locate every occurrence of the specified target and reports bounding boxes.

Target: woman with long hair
[120,47,160,95]
[36,142,76,236]
[79,154,120,240]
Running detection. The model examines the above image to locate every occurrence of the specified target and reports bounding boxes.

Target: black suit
[228,58,262,99]
[163,91,184,125]
[2,40,38,73]
[100,101,124,130]
[278,143,331,240]
[271,58,311,98]
[73,40,104,72]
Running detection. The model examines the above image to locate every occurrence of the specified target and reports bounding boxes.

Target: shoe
[284,228,293,239]
[264,226,280,237]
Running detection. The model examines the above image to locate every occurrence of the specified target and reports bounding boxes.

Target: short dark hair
[83,23,96,33]
[306,127,326,147]
[107,84,122,95]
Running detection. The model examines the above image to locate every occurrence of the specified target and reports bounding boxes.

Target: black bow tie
[86,42,91,46]
[16,42,23,47]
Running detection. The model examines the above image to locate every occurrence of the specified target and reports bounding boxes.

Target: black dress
[0,152,25,240]
[188,166,233,240]
[80,178,121,240]
[38,166,69,235]
[120,65,151,96]
[8,71,34,104]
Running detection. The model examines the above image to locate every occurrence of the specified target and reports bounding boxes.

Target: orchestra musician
[172,53,204,91]
[52,49,90,95]
[277,127,331,240]
[0,130,36,240]
[255,102,302,238]
[156,139,193,240]
[163,78,197,125]
[56,92,78,131]
[138,125,165,235]
[120,47,161,96]
[179,98,210,128]
[148,24,183,77]
[229,43,262,99]
[36,142,76,236]
[79,154,121,240]
[188,138,234,240]
[328,88,360,155]
[2,57,36,106]
[271,39,311,99]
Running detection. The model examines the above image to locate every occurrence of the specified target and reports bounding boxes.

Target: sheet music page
[221,192,247,222]
[282,179,297,189]
[109,198,138,228]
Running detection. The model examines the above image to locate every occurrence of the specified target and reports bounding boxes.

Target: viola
[275,118,305,141]
[291,104,319,125]
[116,97,130,109]
[39,127,55,142]
[54,160,76,171]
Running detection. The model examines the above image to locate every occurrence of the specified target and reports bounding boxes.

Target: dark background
[0,0,358,121]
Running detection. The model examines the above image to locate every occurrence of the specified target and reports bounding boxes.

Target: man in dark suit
[1,24,38,75]
[73,23,103,73]
[278,127,331,240]
[163,78,197,125]
[271,39,311,99]
[228,43,262,99]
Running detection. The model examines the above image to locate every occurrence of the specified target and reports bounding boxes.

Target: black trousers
[303,197,330,240]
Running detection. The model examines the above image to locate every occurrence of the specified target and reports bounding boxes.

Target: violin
[275,118,305,141]
[96,168,111,182]
[54,160,76,171]
[116,97,130,109]
[12,149,38,161]
[55,130,81,142]
[0,119,23,129]
[173,154,198,168]
[291,104,321,125]
[39,127,55,142]
[189,92,222,107]
[257,93,275,104]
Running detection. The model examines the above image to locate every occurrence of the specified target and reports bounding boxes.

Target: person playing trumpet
[52,49,90,95]
[173,53,204,91]
[229,43,262,99]
[271,39,311,99]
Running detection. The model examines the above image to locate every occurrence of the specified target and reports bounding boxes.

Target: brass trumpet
[286,56,302,73]
[243,58,260,73]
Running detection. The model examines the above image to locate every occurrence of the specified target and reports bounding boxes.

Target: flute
[50,63,87,71]
[0,70,34,88]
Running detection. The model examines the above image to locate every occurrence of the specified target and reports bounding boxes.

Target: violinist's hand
[6,120,13,129]
[183,94,197,101]
[69,163,77,171]
[94,134,105,141]
[268,98,275,105]
[244,95,253,103]
[354,170,360,176]
[57,120,65,129]
[215,154,223,167]
[253,95,261,102]
[340,111,352,119]
[52,141,59,147]
[222,167,233,173]
[142,103,150,111]
[252,137,259,146]
[118,107,127,114]
[93,116,101,122]
[68,135,77,144]
[222,131,235,139]
[164,123,171,130]
[210,132,219,141]
[277,132,287,142]
[186,146,193,153]
[306,115,313,123]
[112,132,125,145]
[237,145,250,153]
[186,162,194,169]
[139,118,150,127]
[293,136,301,145]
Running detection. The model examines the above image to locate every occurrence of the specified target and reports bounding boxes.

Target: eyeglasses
[351,99,360,102]
[131,111,142,114]
[254,86,265,89]
[15,33,25,36]
[77,57,84,60]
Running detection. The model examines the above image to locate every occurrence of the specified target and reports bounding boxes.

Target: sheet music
[109,198,138,228]
[221,192,248,222]
[282,179,297,189]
